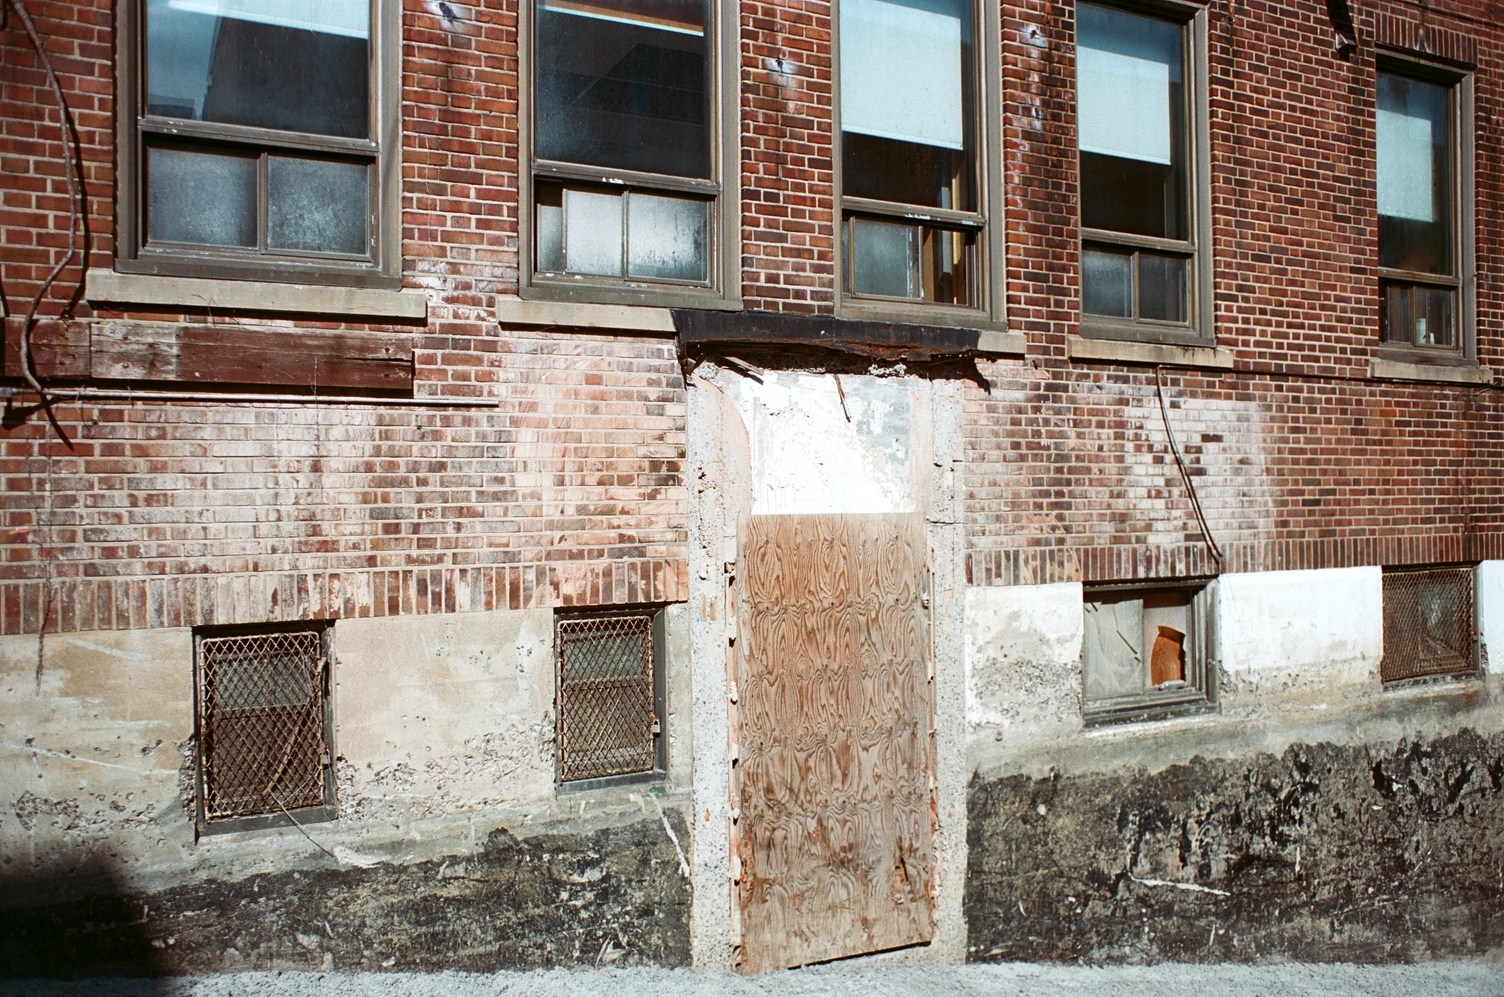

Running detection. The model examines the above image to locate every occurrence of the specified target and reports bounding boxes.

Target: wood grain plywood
[737,513,935,972]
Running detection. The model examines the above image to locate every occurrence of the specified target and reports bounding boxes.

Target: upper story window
[1076,1,1210,343]
[117,0,401,287]
[525,0,732,306]
[1376,63,1474,360]
[838,0,994,316]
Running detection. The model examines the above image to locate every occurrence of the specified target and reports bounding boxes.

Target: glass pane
[851,217,915,297]
[840,0,973,210]
[1083,597,1146,701]
[537,183,566,272]
[564,188,625,275]
[146,144,257,247]
[919,226,973,305]
[1377,72,1452,276]
[1381,282,1455,348]
[145,0,370,139]
[267,156,369,255]
[1081,246,1132,317]
[535,0,710,178]
[1077,3,1186,239]
[627,192,707,280]
[1141,590,1190,687]
[1138,252,1187,322]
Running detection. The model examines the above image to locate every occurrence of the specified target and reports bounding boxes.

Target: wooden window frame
[1373,55,1476,370]
[1075,0,1213,348]
[518,0,741,311]
[831,0,1007,331]
[114,0,403,289]
[1082,578,1217,726]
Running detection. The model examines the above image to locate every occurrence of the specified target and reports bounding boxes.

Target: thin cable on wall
[1155,365,1225,573]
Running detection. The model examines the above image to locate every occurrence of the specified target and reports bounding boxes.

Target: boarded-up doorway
[736,513,935,972]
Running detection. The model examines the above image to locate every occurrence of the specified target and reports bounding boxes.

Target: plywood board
[737,513,935,972]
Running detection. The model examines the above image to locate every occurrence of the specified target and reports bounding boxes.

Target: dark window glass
[146,144,257,247]
[145,0,370,139]
[267,156,370,255]
[1138,252,1187,322]
[1077,3,1186,240]
[1082,246,1131,317]
[1382,282,1455,347]
[839,0,974,210]
[535,0,710,179]
[1377,72,1452,277]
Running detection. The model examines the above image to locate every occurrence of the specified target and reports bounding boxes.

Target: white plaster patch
[964,582,1084,734]
[1476,561,1504,675]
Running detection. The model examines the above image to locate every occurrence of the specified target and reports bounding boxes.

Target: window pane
[851,217,915,297]
[840,0,973,210]
[1138,252,1187,322]
[1141,590,1190,687]
[145,0,370,139]
[627,192,707,280]
[919,226,973,305]
[1377,72,1452,276]
[535,0,710,178]
[537,183,566,272]
[1081,246,1132,317]
[146,144,257,247]
[1077,4,1186,239]
[564,188,625,275]
[267,156,369,255]
[1083,597,1146,701]
[1382,282,1455,348]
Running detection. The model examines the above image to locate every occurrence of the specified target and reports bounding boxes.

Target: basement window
[556,609,665,786]
[194,623,335,832]
[1380,566,1478,684]
[1082,581,1214,724]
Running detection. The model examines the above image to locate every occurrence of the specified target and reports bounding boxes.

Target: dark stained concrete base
[966,728,1504,963]
[0,814,691,977]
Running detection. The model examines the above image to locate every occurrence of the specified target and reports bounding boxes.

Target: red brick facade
[3,0,1502,633]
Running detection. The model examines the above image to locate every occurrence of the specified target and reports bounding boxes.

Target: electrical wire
[1155,365,1225,573]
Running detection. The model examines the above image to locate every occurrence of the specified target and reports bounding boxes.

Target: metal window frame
[554,605,667,792]
[831,0,1008,331]
[1379,563,1482,687]
[1081,577,1219,726]
[114,0,403,289]
[1075,0,1215,348]
[1373,55,1477,369]
[192,620,337,836]
[518,0,742,310]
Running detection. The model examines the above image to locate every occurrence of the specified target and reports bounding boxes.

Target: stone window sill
[1067,335,1233,369]
[495,296,676,333]
[85,271,427,320]
[1369,357,1493,385]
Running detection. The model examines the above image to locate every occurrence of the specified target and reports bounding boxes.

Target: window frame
[831,0,1006,329]
[1074,0,1213,347]
[1081,578,1217,726]
[114,0,403,289]
[517,0,741,310]
[554,606,668,792]
[1373,54,1476,368]
[192,620,337,836]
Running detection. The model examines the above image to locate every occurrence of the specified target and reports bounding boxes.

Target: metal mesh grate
[1381,567,1475,683]
[198,629,329,820]
[557,613,656,782]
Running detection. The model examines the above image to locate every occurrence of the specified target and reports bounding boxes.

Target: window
[556,609,665,785]
[1082,581,1214,723]
[1381,566,1478,684]
[116,0,399,287]
[1076,1,1210,342]
[837,0,996,315]
[1376,63,1474,359]
[525,0,731,304]
[194,623,335,831]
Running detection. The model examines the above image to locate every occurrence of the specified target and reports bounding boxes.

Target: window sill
[495,295,676,334]
[85,271,427,320]
[1067,335,1232,369]
[1369,357,1493,385]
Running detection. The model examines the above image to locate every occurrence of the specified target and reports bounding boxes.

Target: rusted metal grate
[197,629,329,820]
[557,613,656,782]
[1381,567,1475,683]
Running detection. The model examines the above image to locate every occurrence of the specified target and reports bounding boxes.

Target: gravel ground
[2,963,1502,997]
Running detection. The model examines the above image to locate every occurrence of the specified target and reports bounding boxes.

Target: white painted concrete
[1476,561,1504,675]
[965,582,1085,741]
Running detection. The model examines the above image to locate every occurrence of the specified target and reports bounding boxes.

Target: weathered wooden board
[2,317,91,379]
[737,513,935,973]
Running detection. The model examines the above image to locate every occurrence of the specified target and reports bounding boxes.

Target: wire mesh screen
[198,630,328,820]
[557,614,656,782]
[1381,567,1475,683]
